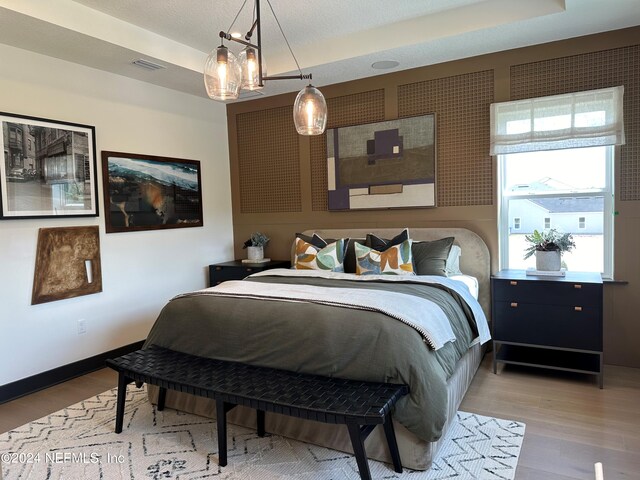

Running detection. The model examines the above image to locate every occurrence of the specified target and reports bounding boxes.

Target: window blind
[490,86,625,155]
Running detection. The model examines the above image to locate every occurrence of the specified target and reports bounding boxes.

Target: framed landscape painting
[326,113,436,210]
[0,112,98,219]
[101,151,203,233]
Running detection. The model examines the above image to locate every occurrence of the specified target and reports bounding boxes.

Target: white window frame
[498,146,614,278]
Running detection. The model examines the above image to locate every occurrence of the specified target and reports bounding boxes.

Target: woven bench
[107,345,409,480]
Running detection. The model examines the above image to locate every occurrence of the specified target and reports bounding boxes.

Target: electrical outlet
[77,319,87,335]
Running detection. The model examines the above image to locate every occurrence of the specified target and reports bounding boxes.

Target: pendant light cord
[225,0,249,37]
[265,0,303,77]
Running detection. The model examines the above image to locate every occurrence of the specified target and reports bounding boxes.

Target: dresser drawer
[493,301,602,351]
[492,279,601,307]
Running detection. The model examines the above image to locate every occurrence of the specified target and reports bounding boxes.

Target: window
[491,87,623,278]
[498,147,613,276]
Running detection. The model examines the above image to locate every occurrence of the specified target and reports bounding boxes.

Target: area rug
[0,387,525,479]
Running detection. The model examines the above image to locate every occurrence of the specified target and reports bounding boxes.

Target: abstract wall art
[326,114,436,210]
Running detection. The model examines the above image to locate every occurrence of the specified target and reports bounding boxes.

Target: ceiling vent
[132,59,166,71]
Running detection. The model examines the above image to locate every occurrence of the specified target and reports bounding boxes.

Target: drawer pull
[574,306,583,312]
[246,268,253,272]
[215,266,222,271]
[510,281,518,286]
[574,284,582,289]
[510,302,518,308]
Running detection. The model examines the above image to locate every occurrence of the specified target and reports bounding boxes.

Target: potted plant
[523,229,575,271]
[243,232,270,261]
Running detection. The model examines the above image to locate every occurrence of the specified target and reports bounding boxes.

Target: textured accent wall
[398,70,495,207]
[511,45,640,201]
[237,105,301,213]
[310,89,385,211]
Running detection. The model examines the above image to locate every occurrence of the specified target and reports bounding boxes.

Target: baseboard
[0,340,145,405]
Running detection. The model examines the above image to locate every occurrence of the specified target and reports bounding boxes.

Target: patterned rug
[0,387,525,479]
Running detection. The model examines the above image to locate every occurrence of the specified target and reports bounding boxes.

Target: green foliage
[523,229,575,260]
[249,232,270,247]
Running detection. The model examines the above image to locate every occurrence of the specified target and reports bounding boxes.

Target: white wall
[0,44,233,385]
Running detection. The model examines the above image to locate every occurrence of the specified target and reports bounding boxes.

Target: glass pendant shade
[293,85,327,136]
[204,45,241,100]
[238,47,264,90]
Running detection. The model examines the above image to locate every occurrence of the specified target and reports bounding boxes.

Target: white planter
[536,250,561,271]
[247,246,264,261]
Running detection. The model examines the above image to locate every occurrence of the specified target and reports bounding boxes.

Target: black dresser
[209,260,291,286]
[491,269,603,388]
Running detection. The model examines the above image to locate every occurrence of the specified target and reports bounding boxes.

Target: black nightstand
[491,269,603,388]
[209,260,291,286]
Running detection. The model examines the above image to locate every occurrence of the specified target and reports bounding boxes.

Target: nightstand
[491,269,603,388]
[209,259,291,286]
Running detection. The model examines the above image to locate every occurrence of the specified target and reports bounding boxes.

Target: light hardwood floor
[1,356,639,479]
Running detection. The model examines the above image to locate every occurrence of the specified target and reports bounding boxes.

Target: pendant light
[205,0,327,135]
[204,45,242,100]
[293,85,327,135]
[238,46,264,91]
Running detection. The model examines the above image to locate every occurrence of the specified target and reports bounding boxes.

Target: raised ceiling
[0,0,639,101]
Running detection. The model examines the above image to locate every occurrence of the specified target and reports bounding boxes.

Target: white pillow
[445,245,462,276]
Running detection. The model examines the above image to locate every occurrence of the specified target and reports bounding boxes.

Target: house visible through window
[514,218,521,230]
[544,217,551,229]
[579,217,586,229]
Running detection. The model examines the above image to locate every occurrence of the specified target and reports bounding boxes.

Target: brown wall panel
[398,70,494,207]
[237,106,301,213]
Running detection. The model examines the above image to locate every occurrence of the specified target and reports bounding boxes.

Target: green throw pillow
[411,237,454,276]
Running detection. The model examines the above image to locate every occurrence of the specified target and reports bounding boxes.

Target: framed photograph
[101,151,203,233]
[0,112,98,219]
[326,113,436,210]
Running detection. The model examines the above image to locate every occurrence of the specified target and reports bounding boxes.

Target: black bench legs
[346,415,403,480]
[114,372,131,434]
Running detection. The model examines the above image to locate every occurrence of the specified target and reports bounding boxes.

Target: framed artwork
[326,113,436,210]
[32,226,102,305]
[0,112,98,219]
[101,151,203,233]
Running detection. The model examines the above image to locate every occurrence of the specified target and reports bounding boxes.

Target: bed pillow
[411,237,454,276]
[355,240,415,275]
[293,237,347,272]
[445,245,463,276]
[365,228,409,252]
[295,233,350,261]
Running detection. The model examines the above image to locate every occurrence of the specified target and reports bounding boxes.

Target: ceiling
[0,0,639,102]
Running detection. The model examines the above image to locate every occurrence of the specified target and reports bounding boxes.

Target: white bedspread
[248,269,491,346]
[180,278,459,350]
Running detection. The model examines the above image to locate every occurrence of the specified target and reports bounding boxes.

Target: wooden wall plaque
[31,226,102,305]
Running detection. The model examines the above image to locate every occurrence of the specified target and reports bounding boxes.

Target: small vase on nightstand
[246,246,264,261]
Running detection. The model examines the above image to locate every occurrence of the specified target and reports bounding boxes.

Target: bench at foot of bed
[106,345,409,480]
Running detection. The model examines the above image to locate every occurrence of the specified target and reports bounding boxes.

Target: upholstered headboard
[300,228,491,319]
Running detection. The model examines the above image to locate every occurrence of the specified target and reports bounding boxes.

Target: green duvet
[144,273,479,441]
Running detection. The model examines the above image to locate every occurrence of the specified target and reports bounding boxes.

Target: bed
[144,227,491,471]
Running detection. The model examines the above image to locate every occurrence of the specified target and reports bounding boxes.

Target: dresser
[491,269,603,388]
[209,260,291,286]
